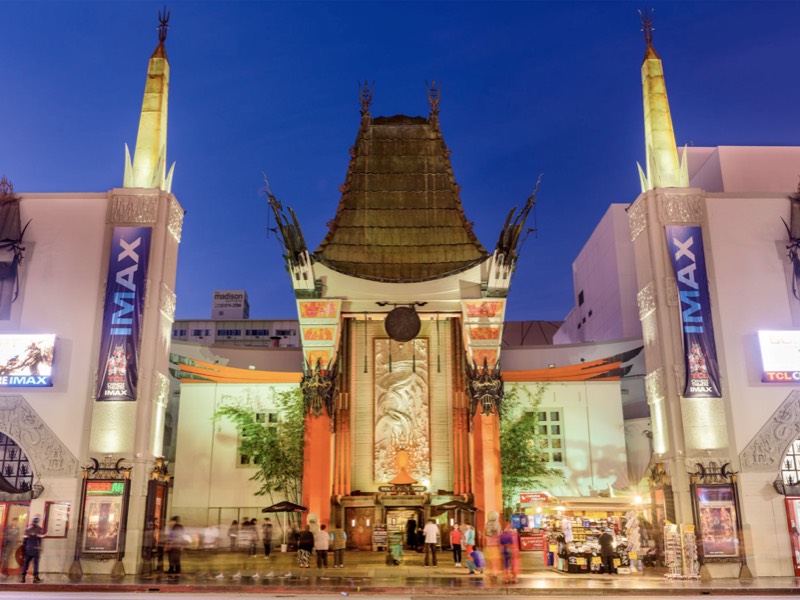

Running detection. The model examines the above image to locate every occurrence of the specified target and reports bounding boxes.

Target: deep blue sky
[2,1,799,321]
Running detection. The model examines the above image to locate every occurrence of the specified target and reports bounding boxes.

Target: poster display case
[79,479,130,558]
[691,483,741,562]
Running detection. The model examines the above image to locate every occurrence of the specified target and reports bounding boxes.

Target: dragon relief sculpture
[301,359,337,419]
[466,358,504,417]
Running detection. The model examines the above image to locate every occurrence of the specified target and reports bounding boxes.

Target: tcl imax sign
[758,330,800,382]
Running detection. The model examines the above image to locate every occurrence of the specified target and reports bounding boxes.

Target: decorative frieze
[665,276,679,307]
[168,196,184,242]
[641,312,658,347]
[657,192,704,225]
[740,390,800,472]
[0,395,78,477]
[159,282,176,322]
[110,193,159,224]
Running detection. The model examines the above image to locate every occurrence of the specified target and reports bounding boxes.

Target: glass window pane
[552,452,563,463]
[538,425,548,435]
[539,439,549,449]
[786,457,796,470]
[551,425,561,435]
[538,412,547,422]
[550,412,560,421]
[552,439,562,449]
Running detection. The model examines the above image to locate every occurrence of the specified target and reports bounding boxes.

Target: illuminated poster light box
[0,334,55,387]
[758,330,800,383]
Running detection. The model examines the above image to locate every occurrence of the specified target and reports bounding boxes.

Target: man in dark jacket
[20,516,44,583]
[166,516,185,575]
[598,529,616,575]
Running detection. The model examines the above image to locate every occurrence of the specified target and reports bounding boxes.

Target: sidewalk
[8,549,800,595]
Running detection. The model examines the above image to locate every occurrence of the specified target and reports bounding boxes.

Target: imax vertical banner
[96,227,152,401]
[666,225,722,398]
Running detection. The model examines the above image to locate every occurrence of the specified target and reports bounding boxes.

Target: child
[466,547,485,575]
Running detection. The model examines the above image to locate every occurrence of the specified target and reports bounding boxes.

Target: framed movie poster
[80,479,130,556]
[693,484,740,560]
[144,480,168,548]
[44,501,70,538]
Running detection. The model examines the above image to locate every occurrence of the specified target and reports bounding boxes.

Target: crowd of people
[146,511,525,583]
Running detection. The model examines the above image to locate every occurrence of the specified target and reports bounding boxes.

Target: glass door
[0,502,29,575]
[784,497,800,576]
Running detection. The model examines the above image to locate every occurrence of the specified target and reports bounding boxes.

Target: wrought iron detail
[688,460,736,484]
[301,360,337,419]
[81,455,132,480]
[466,359,503,417]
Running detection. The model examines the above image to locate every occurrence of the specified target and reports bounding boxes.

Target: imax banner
[666,225,721,398]
[96,227,152,401]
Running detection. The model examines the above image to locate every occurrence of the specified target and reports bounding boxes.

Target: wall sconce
[366,518,370,527]
[351,519,356,527]
[449,518,454,526]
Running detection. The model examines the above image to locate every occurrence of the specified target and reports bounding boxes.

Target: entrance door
[785,497,800,575]
[0,503,29,575]
[344,507,373,551]
[386,508,420,549]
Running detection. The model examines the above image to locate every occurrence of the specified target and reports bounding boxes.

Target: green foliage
[500,383,563,512]
[213,388,305,504]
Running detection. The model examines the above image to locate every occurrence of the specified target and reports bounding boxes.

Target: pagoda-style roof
[313,114,488,282]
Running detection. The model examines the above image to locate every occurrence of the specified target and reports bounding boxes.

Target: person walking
[500,524,519,583]
[462,524,475,555]
[262,518,273,559]
[314,523,329,568]
[423,518,439,567]
[450,523,463,567]
[227,520,239,551]
[330,523,347,568]
[165,516,185,576]
[1,522,19,577]
[599,528,616,575]
[20,517,44,583]
[297,525,314,568]
[484,511,502,580]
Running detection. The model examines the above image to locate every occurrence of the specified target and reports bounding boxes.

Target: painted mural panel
[374,339,430,484]
[463,300,505,319]
[298,300,340,320]
[304,349,332,368]
[468,326,501,342]
[471,348,498,368]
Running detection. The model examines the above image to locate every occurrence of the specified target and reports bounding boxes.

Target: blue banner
[666,225,722,398]
[96,227,151,401]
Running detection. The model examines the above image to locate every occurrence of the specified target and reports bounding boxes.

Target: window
[275,329,296,337]
[578,291,584,306]
[535,410,565,465]
[246,329,270,336]
[191,329,209,337]
[217,329,242,337]
[781,438,800,485]
[172,329,187,337]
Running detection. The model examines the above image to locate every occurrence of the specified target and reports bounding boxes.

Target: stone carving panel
[154,371,169,408]
[159,282,176,322]
[374,338,430,484]
[0,395,78,477]
[629,197,647,241]
[740,390,800,472]
[168,197,184,242]
[657,192,704,225]
[641,312,658,347]
[645,368,665,403]
[637,281,656,321]
[110,194,159,224]
[665,276,679,307]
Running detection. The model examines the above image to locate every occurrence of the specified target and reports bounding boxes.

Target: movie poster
[81,480,128,554]
[665,225,722,398]
[96,227,151,401]
[695,485,739,558]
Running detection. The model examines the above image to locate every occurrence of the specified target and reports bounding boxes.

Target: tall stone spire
[637,9,688,193]
[124,9,175,192]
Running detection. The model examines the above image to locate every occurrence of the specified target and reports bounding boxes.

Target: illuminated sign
[758,330,800,382]
[0,334,55,387]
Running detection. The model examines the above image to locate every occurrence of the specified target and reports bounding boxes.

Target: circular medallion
[384,306,421,342]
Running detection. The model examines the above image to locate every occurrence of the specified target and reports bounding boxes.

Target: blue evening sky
[1,1,798,321]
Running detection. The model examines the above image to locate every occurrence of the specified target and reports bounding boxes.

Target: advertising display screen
[758,330,800,382]
[0,334,55,387]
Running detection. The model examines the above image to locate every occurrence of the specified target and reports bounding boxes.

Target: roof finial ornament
[427,80,441,116]
[639,7,654,47]
[359,81,373,117]
[158,6,171,44]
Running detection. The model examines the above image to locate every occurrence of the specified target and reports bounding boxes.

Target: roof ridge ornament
[427,80,441,116]
[359,81,373,117]
[639,7,654,47]
[158,6,170,44]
